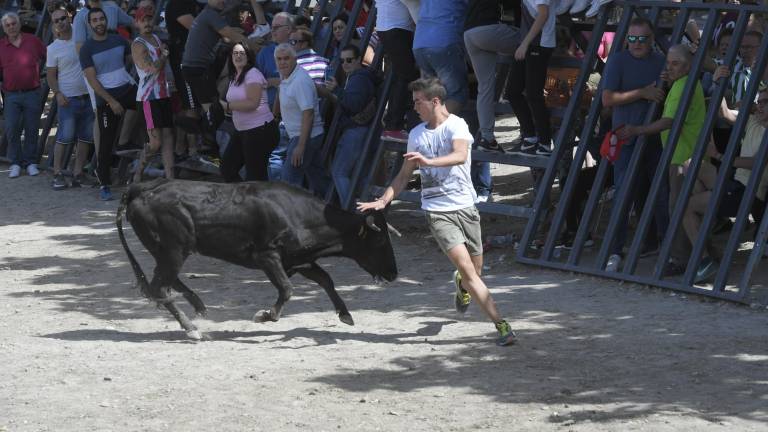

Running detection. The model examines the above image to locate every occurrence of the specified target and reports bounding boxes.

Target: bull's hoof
[186,329,204,340]
[253,310,278,323]
[194,309,207,318]
[339,313,354,326]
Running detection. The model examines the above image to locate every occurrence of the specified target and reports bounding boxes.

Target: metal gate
[517,0,768,303]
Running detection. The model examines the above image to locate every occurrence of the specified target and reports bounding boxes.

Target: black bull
[116,179,398,340]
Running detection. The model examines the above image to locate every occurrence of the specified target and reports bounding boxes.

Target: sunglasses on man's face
[289,39,307,45]
[757,98,768,106]
[627,35,650,44]
[340,57,357,63]
[53,16,68,24]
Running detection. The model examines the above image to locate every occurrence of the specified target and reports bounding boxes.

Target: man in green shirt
[618,44,706,271]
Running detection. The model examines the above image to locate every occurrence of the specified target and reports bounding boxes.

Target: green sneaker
[495,320,517,346]
[453,270,471,313]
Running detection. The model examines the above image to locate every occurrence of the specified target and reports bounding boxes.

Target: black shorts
[717,179,746,218]
[181,65,217,106]
[139,98,175,130]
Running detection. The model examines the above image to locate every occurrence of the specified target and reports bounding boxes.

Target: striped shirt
[296,49,329,85]
[134,34,175,102]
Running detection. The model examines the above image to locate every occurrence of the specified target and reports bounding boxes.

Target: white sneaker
[586,0,613,17]
[570,0,590,14]
[8,164,21,178]
[475,194,492,204]
[27,164,39,176]
[606,254,622,272]
[556,0,575,15]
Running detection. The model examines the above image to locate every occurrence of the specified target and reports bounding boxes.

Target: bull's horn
[365,215,381,232]
[387,223,402,238]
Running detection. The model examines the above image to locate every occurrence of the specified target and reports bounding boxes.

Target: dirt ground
[1,160,768,432]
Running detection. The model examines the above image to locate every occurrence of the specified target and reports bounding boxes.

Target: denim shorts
[56,94,95,145]
[413,43,469,105]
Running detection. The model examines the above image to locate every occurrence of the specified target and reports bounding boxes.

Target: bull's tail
[116,190,151,298]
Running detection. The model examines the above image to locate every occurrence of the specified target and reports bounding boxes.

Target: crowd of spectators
[1,0,768,280]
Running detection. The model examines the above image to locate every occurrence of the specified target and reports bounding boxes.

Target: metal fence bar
[539,5,635,262]
[738,203,768,295]
[713,129,768,293]
[593,5,690,271]
[676,20,768,286]
[622,7,744,276]
[516,5,612,262]
[565,5,661,266]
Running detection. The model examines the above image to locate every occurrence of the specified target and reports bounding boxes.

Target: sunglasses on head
[627,35,650,43]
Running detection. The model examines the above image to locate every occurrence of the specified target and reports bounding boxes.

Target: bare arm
[47,66,69,107]
[218,26,247,44]
[357,157,419,211]
[515,4,548,60]
[131,41,165,75]
[250,0,267,25]
[289,109,315,166]
[602,85,664,107]
[176,14,194,30]
[719,97,738,124]
[83,66,122,114]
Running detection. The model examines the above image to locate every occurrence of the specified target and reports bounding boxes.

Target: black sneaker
[71,173,98,188]
[517,140,538,155]
[52,173,68,190]
[476,138,506,153]
[535,142,552,156]
[662,259,685,277]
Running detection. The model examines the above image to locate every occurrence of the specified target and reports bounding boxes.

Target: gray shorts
[425,206,483,256]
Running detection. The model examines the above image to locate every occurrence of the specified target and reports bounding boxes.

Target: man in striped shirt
[291,28,329,87]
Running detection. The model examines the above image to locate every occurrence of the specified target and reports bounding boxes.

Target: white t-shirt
[278,66,324,139]
[46,38,88,98]
[375,0,415,32]
[407,114,476,212]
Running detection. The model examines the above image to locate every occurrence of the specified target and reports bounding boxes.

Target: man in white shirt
[358,77,517,347]
[275,42,329,196]
[46,6,94,190]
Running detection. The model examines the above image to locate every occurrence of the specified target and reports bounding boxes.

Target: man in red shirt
[0,12,46,178]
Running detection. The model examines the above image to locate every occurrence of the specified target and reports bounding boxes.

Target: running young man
[357,77,517,346]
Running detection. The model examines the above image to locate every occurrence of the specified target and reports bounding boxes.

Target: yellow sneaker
[495,320,517,346]
[453,270,471,313]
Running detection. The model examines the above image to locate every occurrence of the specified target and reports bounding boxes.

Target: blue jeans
[281,133,329,196]
[470,140,492,197]
[332,126,369,204]
[413,43,469,107]
[611,140,670,255]
[56,95,94,145]
[5,88,42,166]
[268,122,289,181]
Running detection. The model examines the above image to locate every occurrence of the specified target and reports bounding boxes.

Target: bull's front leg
[254,253,294,323]
[296,263,353,325]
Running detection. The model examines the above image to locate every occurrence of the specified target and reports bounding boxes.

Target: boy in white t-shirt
[358,78,516,346]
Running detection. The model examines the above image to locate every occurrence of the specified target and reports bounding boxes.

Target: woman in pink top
[220,42,279,181]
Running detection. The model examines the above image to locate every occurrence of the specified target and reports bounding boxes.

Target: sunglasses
[757,98,768,106]
[627,35,650,44]
[340,57,357,63]
[53,16,68,23]
[232,50,247,56]
[289,39,307,45]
